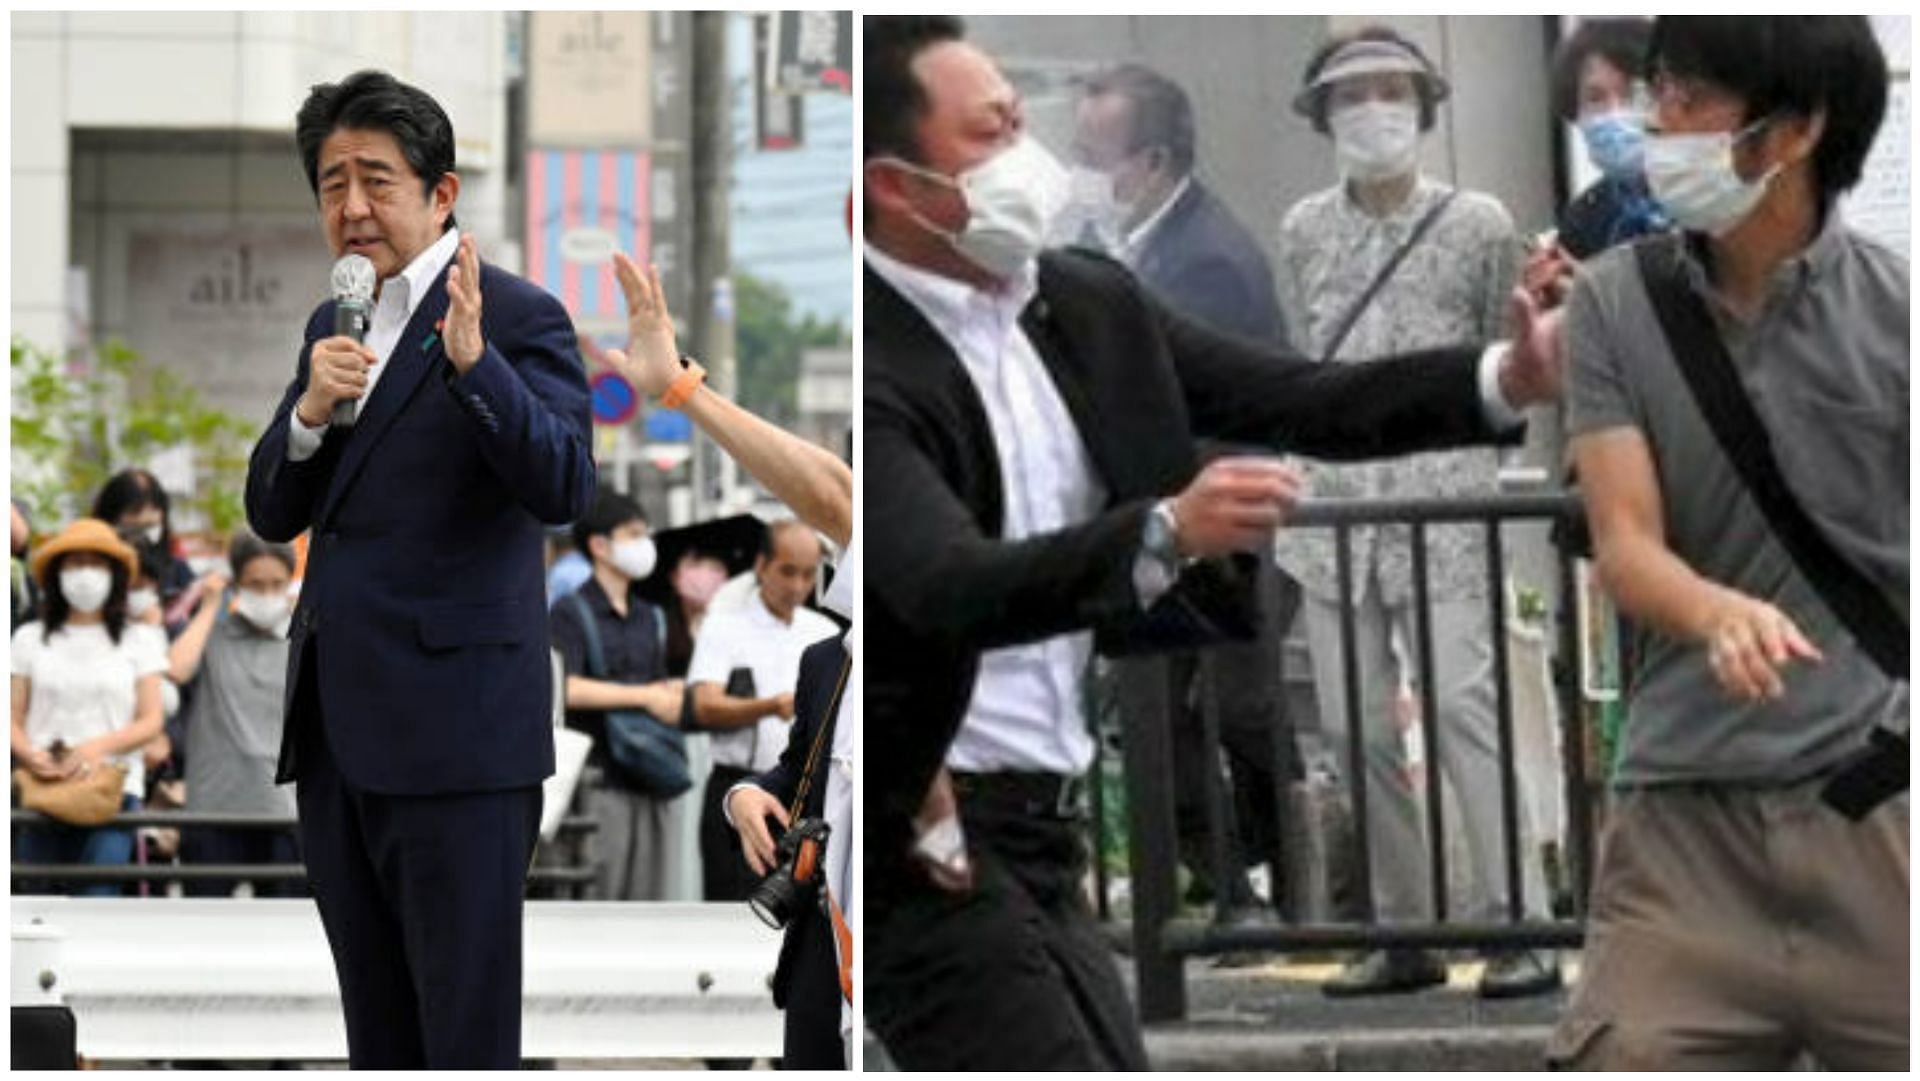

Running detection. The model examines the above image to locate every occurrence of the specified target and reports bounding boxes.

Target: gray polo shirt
[1566,218,1908,787]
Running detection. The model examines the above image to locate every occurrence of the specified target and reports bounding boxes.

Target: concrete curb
[1147,1024,1553,1071]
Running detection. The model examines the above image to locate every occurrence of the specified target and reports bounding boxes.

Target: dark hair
[229,529,296,579]
[92,469,171,547]
[1649,16,1887,203]
[1301,24,1444,134]
[1550,18,1654,122]
[865,16,967,164]
[296,69,459,231]
[40,550,129,645]
[1083,63,1196,177]
[570,490,648,558]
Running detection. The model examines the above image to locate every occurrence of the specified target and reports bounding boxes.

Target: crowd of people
[863,13,1905,1072]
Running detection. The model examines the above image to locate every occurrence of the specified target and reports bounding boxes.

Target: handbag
[1635,237,1908,817]
[15,761,127,827]
[564,592,694,799]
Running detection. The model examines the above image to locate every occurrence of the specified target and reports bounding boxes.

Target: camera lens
[749,870,796,930]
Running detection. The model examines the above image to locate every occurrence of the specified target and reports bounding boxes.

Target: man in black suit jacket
[726,633,850,1069]
[861,17,1561,1071]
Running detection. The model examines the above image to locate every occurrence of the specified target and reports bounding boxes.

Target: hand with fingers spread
[443,235,486,373]
[728,785,791,876]
[298,336,379,426]
[1169,456,1304,558]
[606,253,685,397]
[1699,590,1825,703]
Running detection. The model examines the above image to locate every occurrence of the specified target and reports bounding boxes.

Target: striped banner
[525,149,652,319]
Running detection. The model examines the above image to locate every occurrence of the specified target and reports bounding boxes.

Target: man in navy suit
[245,70,595,1068]
[1073,63,1303,938]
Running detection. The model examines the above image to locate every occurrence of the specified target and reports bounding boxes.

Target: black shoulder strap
[564,591,608,680]
[1318,190,1459,364]
[1634,239,1907,681]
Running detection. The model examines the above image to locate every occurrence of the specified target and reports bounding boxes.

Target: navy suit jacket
[246,252,596,796]
[1131,180,1287,346]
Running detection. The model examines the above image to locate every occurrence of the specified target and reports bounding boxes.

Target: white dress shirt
[1120,176,1193,265]
[688,587,839,773]
[866,244,1108,777]
[287,227,463,462]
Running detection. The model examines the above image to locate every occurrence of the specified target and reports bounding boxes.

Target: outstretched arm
[607,254,852,547]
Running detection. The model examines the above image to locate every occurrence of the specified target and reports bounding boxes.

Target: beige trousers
[1549,780,1909,1070]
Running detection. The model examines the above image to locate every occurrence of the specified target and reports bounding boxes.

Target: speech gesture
[606,253,685,397]
[443,234,486,373]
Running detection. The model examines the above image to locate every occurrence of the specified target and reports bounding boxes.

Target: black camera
[747,816,832,931]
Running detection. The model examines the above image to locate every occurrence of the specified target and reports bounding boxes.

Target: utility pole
[688,11,735,520]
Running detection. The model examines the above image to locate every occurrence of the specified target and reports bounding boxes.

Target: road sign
[590,370,640,426]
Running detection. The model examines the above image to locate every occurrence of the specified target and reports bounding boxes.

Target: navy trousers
[292,662,541,1069]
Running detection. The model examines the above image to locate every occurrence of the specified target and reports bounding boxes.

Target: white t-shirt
[688,590,838,773]
[12,621,168,797]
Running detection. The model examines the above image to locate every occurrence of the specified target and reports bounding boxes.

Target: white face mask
[1058,166,1127,251]
[888,135,1073,279]
[127,588,159,619]
[142,524,164,546]
[610,536,658,582]
[60,566,113,614]
[1644,119,1779,236]
[1330,101,1421,183]
[234,589,290,631]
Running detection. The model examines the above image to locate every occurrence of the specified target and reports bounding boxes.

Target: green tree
[732,271,847,424]
[11,337,255,539]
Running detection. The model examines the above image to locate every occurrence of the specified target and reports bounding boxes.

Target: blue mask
[1579,110,1647,181]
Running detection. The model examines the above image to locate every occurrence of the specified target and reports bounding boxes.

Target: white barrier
[10,898,783,1061]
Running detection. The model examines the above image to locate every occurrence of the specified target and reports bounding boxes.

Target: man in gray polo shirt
[1556,17,1906,1070]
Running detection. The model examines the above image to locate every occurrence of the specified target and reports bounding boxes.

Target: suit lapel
[317,261,456,527]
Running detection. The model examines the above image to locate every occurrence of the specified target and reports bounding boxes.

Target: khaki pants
[1550,781,1908,1070]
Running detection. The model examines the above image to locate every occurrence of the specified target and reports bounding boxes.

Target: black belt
[949,770,1087,820]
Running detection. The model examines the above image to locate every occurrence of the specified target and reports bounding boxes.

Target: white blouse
[12,621,168,798]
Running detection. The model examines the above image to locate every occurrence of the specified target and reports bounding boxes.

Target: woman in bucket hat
[10,518,169,895]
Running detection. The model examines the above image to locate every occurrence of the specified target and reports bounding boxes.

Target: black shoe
[1321,948,1447,997]
[1477,949,1562,999]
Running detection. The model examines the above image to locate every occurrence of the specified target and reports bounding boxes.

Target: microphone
[329,254,377,428]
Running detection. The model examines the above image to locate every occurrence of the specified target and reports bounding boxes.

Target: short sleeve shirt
[12,620,168,797]
[549,577,670,770]
[1565,221,1908,785]
[687,591,838,773]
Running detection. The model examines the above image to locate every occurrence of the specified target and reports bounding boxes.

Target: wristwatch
[1134,498,1185,603]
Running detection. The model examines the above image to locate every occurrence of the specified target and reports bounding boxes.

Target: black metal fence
[1106,491,1598,1021]
[10,808,600,895]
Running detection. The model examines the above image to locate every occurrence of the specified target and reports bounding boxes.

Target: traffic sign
[589,371,640,426]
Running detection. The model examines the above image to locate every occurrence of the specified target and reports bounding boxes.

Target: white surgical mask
[1644,119,1779,236]
[887,135,1073,279]
[234,589,290,631]
[60,566,113,614]
[611,536,658,582]
[142,524,164,546]
[1058,166,1127,251]
[127,587,159,619]
[1330,101,1421,183]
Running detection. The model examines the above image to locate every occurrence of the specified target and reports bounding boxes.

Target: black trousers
[1168,560,1302,911]
[701,764,758,902]
[779,905,845,1069]
[179,825,302,898]
[867,783,1149,1070]
[292,671,541,1069]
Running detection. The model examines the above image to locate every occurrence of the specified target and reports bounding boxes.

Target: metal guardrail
[11,810,602,890]
[1113,492,1597,1021]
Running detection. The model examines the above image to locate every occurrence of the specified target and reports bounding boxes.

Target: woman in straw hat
[10,518,168,895]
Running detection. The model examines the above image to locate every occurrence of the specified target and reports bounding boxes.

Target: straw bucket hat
[29,517,138,588]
